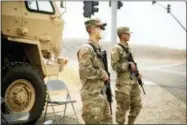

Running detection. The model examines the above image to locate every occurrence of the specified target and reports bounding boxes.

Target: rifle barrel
[141,84,146,95]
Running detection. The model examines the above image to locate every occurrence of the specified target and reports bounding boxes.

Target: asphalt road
[140,63,186,103]
[110,61,186,103]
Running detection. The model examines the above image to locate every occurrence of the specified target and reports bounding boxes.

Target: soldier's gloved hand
[101,70,109,82]
[129,62,136,72]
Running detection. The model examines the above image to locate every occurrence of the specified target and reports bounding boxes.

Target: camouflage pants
[115,83,142,124]
[82,94,113,124]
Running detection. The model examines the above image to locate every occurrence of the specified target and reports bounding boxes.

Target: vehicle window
[27,1,37,10]
[38,1,53,13]
[25,1,55,15]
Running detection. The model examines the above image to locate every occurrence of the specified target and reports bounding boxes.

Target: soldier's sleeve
[111,46,129,72]
[78,47,105,80]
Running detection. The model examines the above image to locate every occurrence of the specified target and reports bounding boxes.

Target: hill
[61,38,186,61]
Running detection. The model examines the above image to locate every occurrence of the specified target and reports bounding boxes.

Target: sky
[57,1,186,50]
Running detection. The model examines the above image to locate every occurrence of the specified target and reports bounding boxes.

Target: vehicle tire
[2,62,46,123]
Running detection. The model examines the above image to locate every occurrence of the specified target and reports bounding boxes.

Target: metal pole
[156,2,186,32]
[169,12,187,32]
[111,1,117,46]
[157,2,167,9]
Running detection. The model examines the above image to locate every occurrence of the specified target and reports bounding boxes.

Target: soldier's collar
[89,40,101,49]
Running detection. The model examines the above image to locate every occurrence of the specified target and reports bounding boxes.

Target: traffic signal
[109,1,123,9]
[83,1,92,18]
[91,1,99,14]
[152,1,156,5]
[167,4,171,13]
[117,1,123,9]
[83,1,99,18]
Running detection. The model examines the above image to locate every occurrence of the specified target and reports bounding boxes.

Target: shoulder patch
[78,47,90,58]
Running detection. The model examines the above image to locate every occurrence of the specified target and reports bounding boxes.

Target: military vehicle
[1,1,67,123]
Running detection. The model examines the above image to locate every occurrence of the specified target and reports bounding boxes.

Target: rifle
[88,43,113,114]
[101,50,113,115]
[118,43,146,95]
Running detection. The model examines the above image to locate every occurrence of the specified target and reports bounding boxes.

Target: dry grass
[58,63,80,85]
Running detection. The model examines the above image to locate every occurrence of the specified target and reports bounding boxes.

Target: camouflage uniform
[111,27,142,124]
[77,19,112,124]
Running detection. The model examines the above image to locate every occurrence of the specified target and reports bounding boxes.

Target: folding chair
[1,97,30,125]
[43,80,78,124]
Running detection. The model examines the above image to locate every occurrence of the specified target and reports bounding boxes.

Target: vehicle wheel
[2,62,46,123]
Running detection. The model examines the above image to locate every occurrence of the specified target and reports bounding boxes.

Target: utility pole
[111,1,118,46]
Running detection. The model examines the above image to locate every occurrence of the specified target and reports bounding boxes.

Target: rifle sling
[117,43,136,63]
[117,43,130,55]
[87,43,102,59]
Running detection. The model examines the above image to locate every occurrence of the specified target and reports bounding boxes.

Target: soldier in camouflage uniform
[111,27,142,124]
[77,19,112,124]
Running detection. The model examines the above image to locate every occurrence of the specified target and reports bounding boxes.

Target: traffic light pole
[155,2,186,33]
[169,12,187,33]
[111,1,118,46]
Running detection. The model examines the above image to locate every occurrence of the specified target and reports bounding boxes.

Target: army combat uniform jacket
[111,42,142,124]
[111,42,138,84]
[77,41,112,124]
